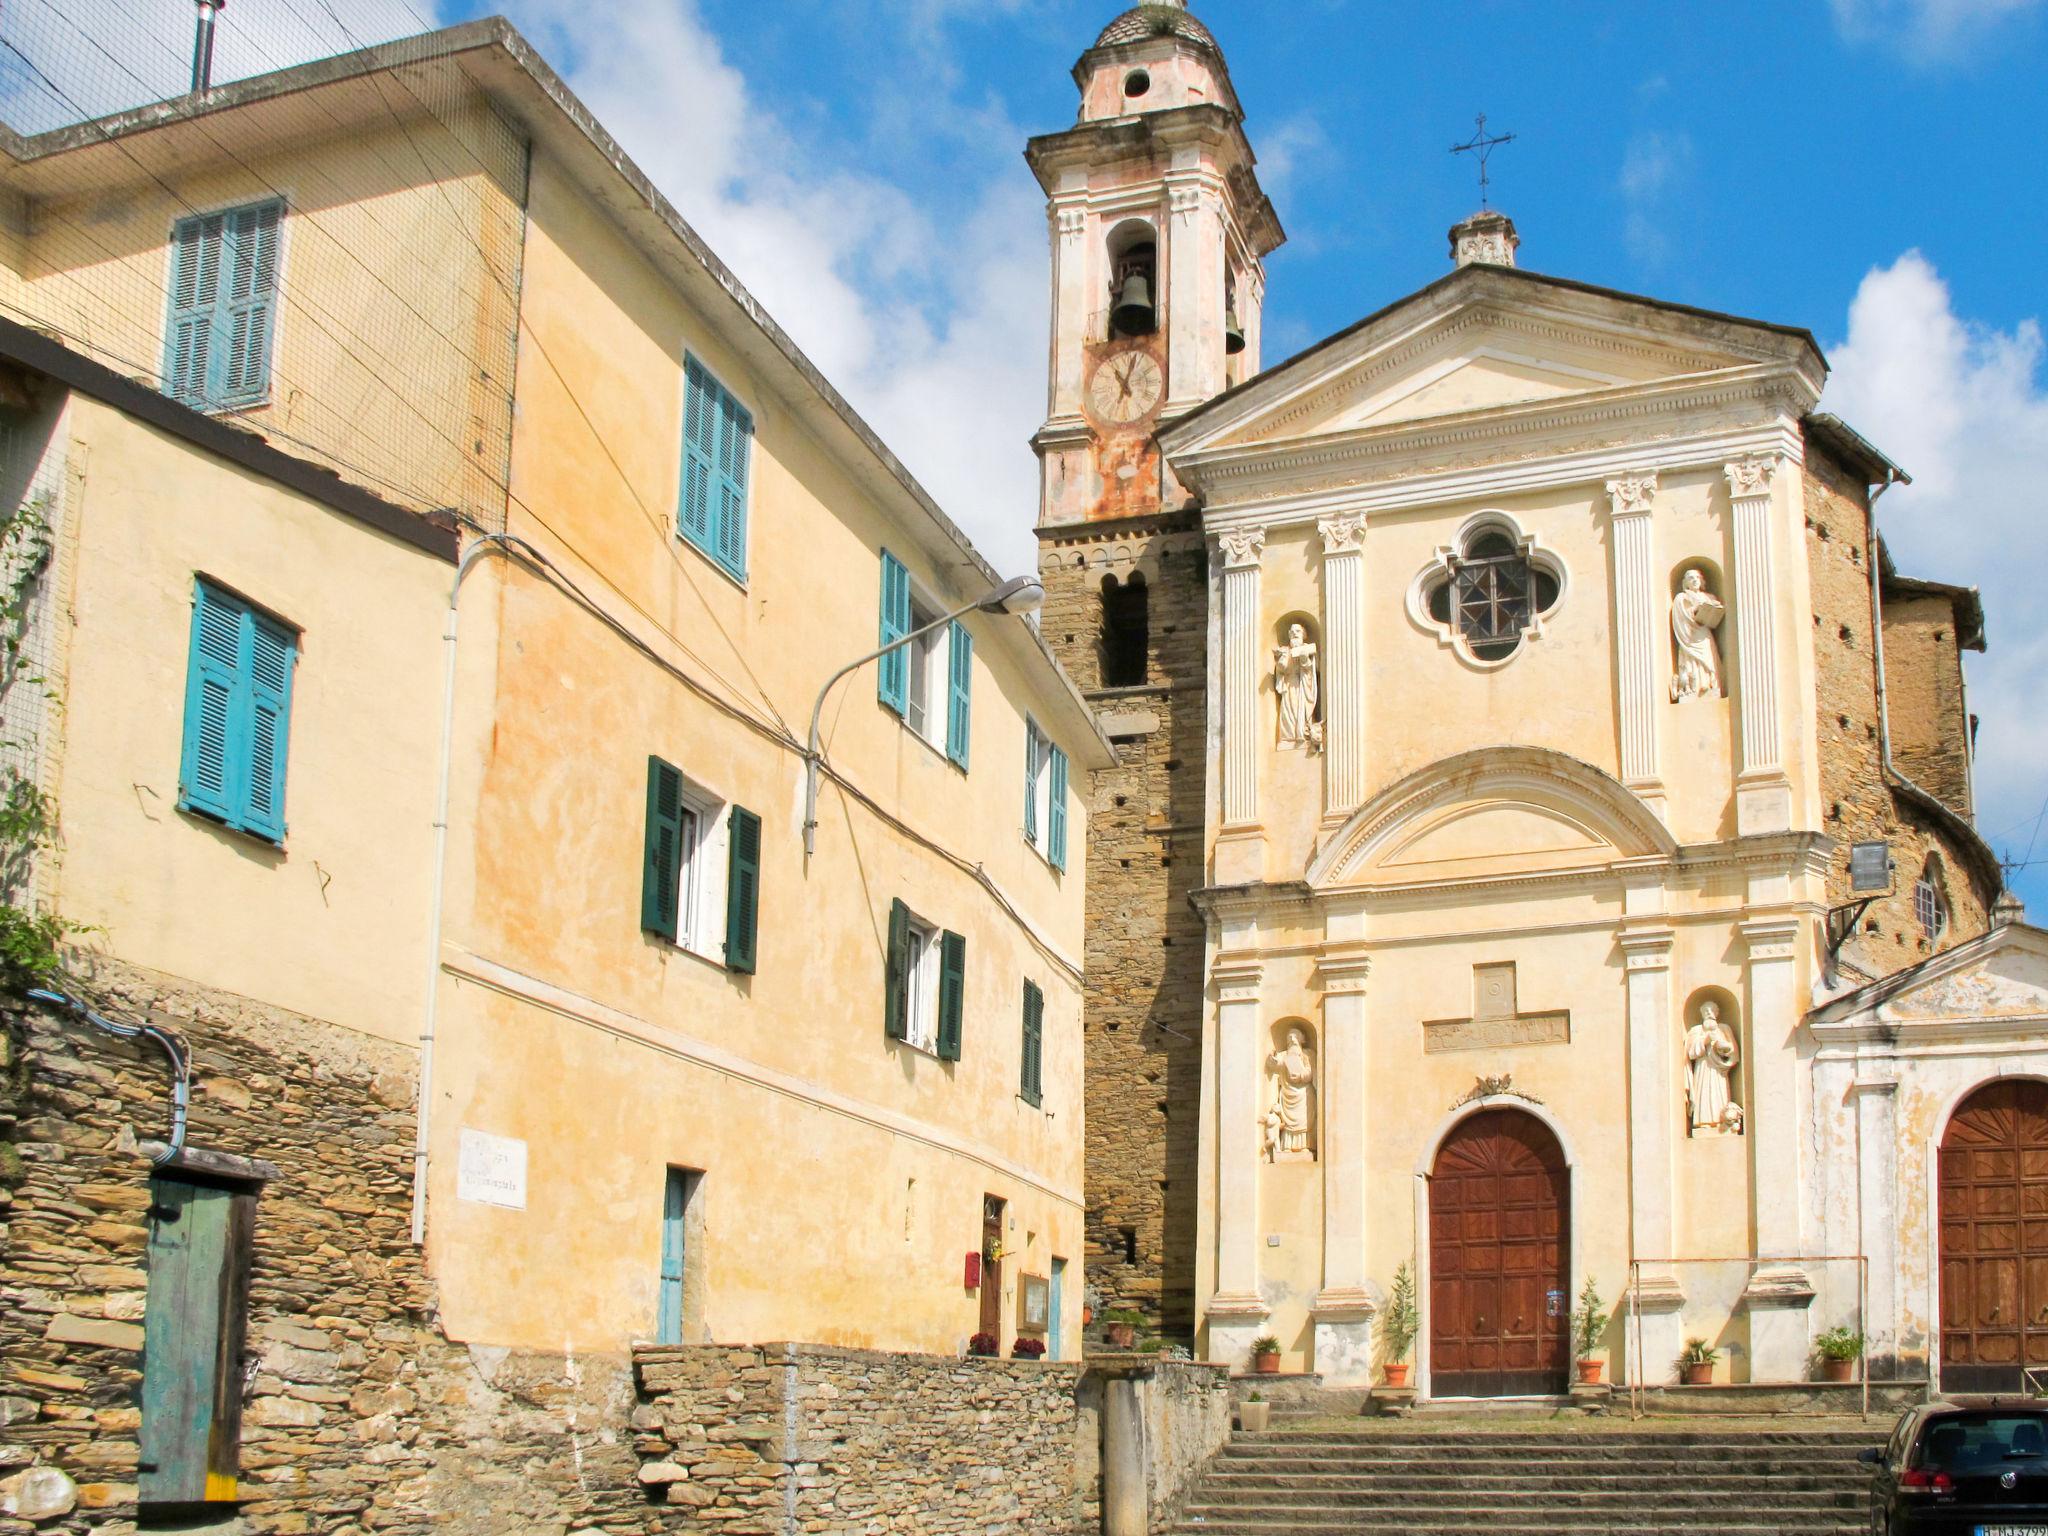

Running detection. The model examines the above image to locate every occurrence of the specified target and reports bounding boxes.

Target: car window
[1915,1413,2048,1470]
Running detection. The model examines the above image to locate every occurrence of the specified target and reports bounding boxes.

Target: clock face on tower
[1088,350,1165,426]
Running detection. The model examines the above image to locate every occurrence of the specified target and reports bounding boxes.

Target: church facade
[1037,0,2035,1395]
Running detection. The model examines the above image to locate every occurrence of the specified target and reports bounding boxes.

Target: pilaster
[1164,174,1226,410]
[1048,200,1091,422]
[1727,456,1792,833]
[1216,527,1265,885]
[1740,914,1813,1380]
[1318,515,1367,822]
[1312,944,1374,1384]
[1852,1072,1900,1371]
[1605,474,1663,816]
[1619,926,1682,1385]
[1208,953,1268,1363]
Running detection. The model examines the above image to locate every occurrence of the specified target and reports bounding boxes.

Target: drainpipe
[25,987,189,1163]
[411,533,515,1246]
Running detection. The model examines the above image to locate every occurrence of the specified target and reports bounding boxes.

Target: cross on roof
[1450,113,1516,209]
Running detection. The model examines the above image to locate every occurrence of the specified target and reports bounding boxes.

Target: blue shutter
[240,610,294,843]
[164,214,222,405]
[1022,720,1039,843]
[877,552,910,715]
[1048,744,1069,872]
[1020,980,1043,1107]
[937,930,965,1062]
[656,1170,687,1346]
[945,620,973,769]
[715,391,752,577]
[217,201,280,407]
[679,358,716,550]
[179,583,240,823]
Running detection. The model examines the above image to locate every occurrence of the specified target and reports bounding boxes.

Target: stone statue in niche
[1670,569,1726,701]
[1685,1000,1742,1135]
[1273,622,1323,753]
[1264,1027,1316,1162]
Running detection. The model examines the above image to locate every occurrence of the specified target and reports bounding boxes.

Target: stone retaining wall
[630,1343,1095,1535]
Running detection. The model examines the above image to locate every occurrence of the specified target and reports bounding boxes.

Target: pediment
[1308,746,1675,891]
[1811,923,2048,1028]
[1162,265,1824,464]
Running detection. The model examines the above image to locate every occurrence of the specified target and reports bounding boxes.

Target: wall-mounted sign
[1019,1273,1050,1333]
[1850,841,1894,894]
[457,1128,527,1210]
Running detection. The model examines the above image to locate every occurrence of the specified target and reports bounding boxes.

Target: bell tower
[1025,0,1283,1342]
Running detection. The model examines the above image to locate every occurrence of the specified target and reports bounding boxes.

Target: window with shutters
[163,198,283,412]
[178,579,296,845]
[678,354,753,581]
[885,898,963,1060]
[1023,718,1069,872]
[877,551,972,769]
[1020,979,1045,1108]
[641,756,760,971]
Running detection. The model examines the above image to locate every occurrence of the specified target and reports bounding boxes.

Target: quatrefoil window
[1411,516,1565,665]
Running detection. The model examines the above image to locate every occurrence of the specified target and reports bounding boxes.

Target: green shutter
[724,805,761,974]
[179,583,240,823]
[945,620,973,769]
[1021,979,1044,1107]
[937,930,965,1062]
[877,552,910,714]
[1048,744,1070,872]
[678,357,750,580]
[164,214,221,405]
[716,392,752,577]
[139,1176,255,1508]
[884,898,911,1041]
[642,757,684,941]
[680,358,716,548]
[241,610,294,843]
[218,201,280,407]
[1022,719,1040,842]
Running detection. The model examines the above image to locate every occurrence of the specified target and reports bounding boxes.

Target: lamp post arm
[803,596,985,858]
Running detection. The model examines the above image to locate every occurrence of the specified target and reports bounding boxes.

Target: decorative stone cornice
[1724,454,1781,500]
[1317,513,1365,555]
[1316,944,1374,995]
[1055,207,1087,238]
[1617,929,1676,971]
[1739,916,1801,963]
[1216,526,1266,569]
[1605,471,1658,518]
[1309,1287,1377,1321]
[1212,957,1265,1005]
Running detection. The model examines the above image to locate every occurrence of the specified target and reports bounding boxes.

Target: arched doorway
[1939,1079,2048,1393]
[1430,1107,1570,1397]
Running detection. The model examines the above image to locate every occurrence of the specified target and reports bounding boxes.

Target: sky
[44,0,2048,912]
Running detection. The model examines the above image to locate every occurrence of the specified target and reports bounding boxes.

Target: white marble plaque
[457,1128,528,1209]
[1423,1011,1571,1054]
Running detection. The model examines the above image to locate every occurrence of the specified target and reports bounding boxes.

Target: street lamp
[803,573,1044,857]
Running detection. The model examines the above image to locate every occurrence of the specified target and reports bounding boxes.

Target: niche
[1272,612,1321,752]
[1680,986,1743,1138]
[1099,571,1149,686]
[1264,1019,1317,1162]
[1669,559,1727,702]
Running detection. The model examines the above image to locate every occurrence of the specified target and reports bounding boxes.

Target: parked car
[1863,1401,2048,1534]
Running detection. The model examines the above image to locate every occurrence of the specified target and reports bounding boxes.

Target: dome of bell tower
[1093,2,1218,52]
[1072,0,1237,124]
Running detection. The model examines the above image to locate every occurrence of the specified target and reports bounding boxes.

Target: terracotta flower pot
[1382,1362,1411,1388]
[1821,1357,1855,1383]
[1681,1362,1714,1386]
[1575,1359,1605,1385]
[1254,1352,1281,1375]
[1104,1322,1136,1351]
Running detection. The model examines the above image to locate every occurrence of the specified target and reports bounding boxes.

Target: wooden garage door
[1940,1080,2048,1394]
[1430,1108,1570,1397]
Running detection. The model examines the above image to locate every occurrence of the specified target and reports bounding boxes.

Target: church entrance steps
[1167,1425,1878,1536]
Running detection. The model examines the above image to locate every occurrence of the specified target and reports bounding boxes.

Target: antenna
[191,0,225,95]
[1450,113,1516,210]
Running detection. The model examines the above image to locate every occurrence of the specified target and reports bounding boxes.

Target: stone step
[1191,1486,1863,1510]
[1233,1429,1881,1446]
[1169,1521,1863,1536]
[1215,1450,1874,1472]
[1203,1470,1869,1492]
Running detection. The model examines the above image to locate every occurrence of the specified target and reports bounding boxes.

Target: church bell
[1224,305,1246,355]
[1110,272,1155,336]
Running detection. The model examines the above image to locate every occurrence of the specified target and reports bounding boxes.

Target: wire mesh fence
[0,0,525,535]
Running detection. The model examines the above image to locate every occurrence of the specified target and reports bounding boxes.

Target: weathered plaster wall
[1802,451,1991,980]
[1037,517,1208,1339]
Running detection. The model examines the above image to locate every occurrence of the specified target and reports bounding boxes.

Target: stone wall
[1038,512,1208,1340]
[1801,450,1993,983]
[630,1344,1095,1534]
[1133,1360,1230,1530]
[0,955,660,1536]
[1881,591,1974,820]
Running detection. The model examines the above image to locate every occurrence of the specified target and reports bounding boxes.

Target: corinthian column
[1727,455,1791,832]
[1605,474,1662,813]
[1318,514,1367,820]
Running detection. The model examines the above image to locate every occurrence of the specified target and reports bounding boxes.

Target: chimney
[191,0,225,94]
[1994,889,2027,928]
[1449,209,1519,270]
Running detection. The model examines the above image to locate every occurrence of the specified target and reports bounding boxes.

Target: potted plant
[1379,1261,1419,1387]
[1571,1275,1607,1384]
[1238,1389,1270,1433]
[1815,1327,1864,1383]
[968,1332,1001,1358]
[1012,1337,1046,1360]
[1102,1308,1142,1351]
[1677,1338,1719,1386]
[1250,1335,1282,1374]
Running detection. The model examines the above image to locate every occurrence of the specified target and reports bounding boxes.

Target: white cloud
[1617,131,1692,265]
[1830,0,2045,58]
[1821,252,2048,901]
[499,0,1047,576]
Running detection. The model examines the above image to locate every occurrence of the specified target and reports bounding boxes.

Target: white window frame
[1915,865,1949,942]
[674,774,730,962]
[1024,717,1054,859]
[902,911,942,1054]
[902,584,952,752]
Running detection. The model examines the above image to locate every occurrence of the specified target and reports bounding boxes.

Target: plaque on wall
[1018,1273,1050,1334]
[1423,1011,1572,1054]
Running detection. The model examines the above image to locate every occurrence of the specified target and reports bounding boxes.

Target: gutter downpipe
[411,532,512,1246]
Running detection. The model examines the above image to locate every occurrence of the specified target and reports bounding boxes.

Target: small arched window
[1100,571,1149,686]
[1915,856,1950,943]
[1417,520,1564,664]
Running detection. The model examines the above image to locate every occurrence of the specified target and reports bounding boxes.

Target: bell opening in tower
[1109,238,1158,339]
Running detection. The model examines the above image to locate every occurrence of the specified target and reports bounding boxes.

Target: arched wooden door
[1939,1080,2048,1393]
[1429,1108,1570,1397]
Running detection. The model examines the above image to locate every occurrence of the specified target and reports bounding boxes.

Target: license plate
[1978,1526,2048,1535]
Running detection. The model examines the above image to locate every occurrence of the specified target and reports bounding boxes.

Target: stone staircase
[1169,1422,1880,1535]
